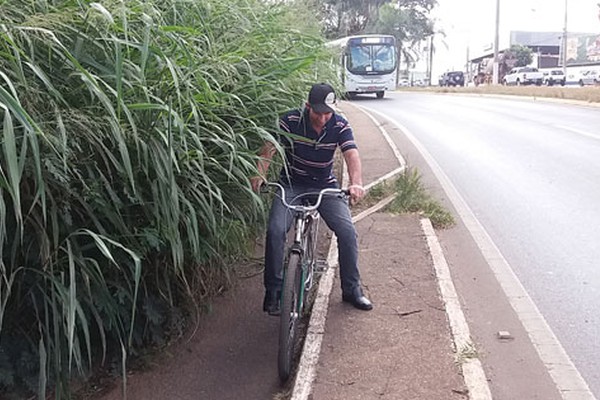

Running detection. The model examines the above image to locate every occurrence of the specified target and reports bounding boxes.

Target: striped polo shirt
[278,108,357,188]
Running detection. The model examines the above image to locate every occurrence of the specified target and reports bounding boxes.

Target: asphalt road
[356,92,600,398]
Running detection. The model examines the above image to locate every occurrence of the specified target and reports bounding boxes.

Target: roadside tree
[504,44,534,68]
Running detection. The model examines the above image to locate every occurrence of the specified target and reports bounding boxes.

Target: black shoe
[263,290,281,316]
[342,290,373,311]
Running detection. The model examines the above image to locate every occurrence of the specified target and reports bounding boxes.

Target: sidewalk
[290,102,473,400]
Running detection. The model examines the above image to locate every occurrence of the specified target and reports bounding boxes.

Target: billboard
[567,34,600,64]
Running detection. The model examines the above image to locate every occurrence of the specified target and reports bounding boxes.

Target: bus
[327,35,398,99]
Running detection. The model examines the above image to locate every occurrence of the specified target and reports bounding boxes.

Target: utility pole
[562,0,568,76]
[425,43,430,85]
[466,45,470,83]
[428,35,434,85]
[493,0,500,84]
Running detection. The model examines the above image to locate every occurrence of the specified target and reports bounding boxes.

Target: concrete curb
[289,231,340,400]
[421,218,492,400]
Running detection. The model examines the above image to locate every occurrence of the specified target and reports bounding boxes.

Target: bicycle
[262,182,348,382]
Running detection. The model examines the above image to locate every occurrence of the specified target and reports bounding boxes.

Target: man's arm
[251,141,277,192]
[343,148,365,204]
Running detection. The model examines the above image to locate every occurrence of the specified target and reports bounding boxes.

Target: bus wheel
[376,91,384,99]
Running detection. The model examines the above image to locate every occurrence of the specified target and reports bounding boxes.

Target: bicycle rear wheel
[278,252,302,382]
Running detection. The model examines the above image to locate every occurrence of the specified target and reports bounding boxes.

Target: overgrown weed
[360,168,455,229]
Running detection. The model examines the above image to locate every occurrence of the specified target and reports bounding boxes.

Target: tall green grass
[0,0,335,397]
[359,168,455,229]
[388,168,455,229]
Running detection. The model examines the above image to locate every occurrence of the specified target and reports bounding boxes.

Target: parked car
[439,71,465,87]
[577,70,599,86]
[542,69,565,86]
[502,66,544,86]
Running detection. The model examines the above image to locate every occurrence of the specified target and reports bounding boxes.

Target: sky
[428,0,600,77]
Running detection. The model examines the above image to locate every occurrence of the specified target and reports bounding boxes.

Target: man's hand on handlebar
[347,184,365,206]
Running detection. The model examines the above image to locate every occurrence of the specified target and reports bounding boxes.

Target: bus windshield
[347,44,396,75]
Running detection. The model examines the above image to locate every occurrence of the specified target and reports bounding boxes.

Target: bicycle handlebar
[262,182,348,213]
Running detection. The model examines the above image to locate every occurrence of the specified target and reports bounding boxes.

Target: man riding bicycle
[250,83,373,315]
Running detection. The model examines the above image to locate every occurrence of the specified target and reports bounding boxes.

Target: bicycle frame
[263,181,347,382]
[287,208,318,312]
[290,208,317,261]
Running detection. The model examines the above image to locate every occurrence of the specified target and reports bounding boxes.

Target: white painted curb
[421,218,492,400]
[289,232,339,400]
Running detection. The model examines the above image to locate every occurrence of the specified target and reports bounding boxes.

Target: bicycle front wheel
[278,252,302,382]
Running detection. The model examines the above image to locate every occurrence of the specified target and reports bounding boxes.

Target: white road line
[421,218,493,400]
[556,125,600,141]
[361,105,597,400]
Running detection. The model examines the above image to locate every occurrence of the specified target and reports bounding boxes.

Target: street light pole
[428,35,434,85]
[493,0,500,84]
[562,0,568,76]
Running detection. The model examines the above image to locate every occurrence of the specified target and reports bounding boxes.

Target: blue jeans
[264,184,362,296]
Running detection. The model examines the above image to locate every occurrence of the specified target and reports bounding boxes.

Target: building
[469,30,600,84]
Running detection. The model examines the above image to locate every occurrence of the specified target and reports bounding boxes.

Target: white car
[577,70,599,86]
[542,69,565,86]
[502,67,544,86]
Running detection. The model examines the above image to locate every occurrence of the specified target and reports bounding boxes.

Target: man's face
[307,104,332,131]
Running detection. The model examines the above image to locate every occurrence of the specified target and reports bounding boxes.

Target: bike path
[311,213,467,400]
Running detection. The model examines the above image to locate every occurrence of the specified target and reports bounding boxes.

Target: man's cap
[308,83,336,113]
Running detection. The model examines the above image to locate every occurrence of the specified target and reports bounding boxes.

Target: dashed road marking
[556,125,600,142]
